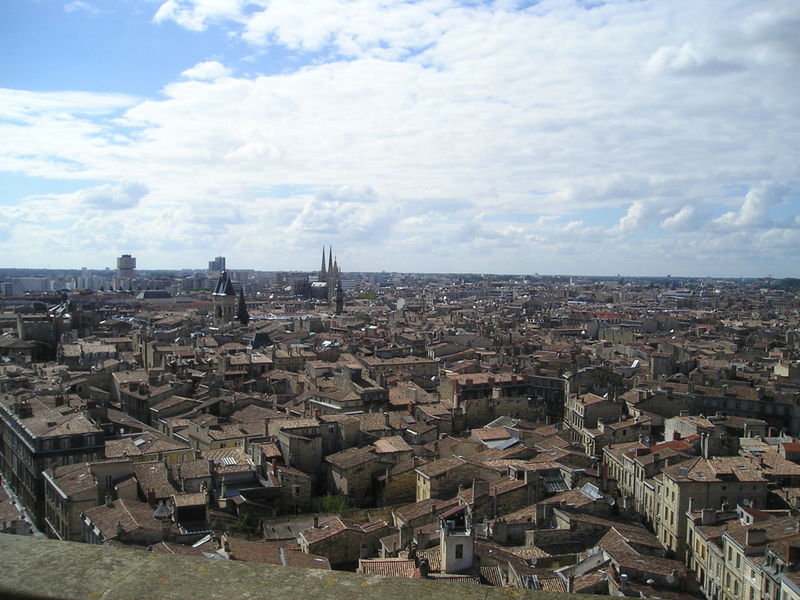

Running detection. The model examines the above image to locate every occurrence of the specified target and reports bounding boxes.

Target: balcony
[0,533,603,600]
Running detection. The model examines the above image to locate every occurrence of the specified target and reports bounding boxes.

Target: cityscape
[2,249,800,599]
[2,0,800,598]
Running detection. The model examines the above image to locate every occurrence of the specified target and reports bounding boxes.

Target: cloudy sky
[1,0,798,276]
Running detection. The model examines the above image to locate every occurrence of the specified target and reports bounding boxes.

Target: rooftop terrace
[0,533,605,600]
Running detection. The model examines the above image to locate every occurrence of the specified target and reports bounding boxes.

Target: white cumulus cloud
[181,61,232,81]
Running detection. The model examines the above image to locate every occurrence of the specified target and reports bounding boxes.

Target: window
[455,544,463,559]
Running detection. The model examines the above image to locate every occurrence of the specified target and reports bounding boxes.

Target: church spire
[320,247,327,278]
[236,287,249,326]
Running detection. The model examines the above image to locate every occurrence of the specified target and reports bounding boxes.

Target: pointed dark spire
[213,270,235,296]
[328,246,334,275]
[320,247,327,278]
[237,287,249,326]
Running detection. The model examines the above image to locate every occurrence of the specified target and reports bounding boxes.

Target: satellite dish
[601,573,609,581]
[608,497,616,506]
[666,574,677,585]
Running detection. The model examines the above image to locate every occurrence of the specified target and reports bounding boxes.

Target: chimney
[701,508,715,525]
[746,528,767,546]
[383,412,390,427]
[472,479,489,500]
[399,523,412,549]
[313,516,319,528]
[105,493,113,508]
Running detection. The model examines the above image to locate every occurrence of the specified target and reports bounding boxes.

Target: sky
[1,0,798,277]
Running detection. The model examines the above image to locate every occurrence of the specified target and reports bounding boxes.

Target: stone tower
[212,270,236,323]
[335,279,344,315]
[439,504,474,574]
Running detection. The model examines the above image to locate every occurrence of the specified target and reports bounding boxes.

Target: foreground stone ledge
[0,534,604,600]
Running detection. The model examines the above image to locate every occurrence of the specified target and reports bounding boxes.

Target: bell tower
[212,270,237,323]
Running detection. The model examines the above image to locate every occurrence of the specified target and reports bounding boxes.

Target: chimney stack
[746,528,767,547]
